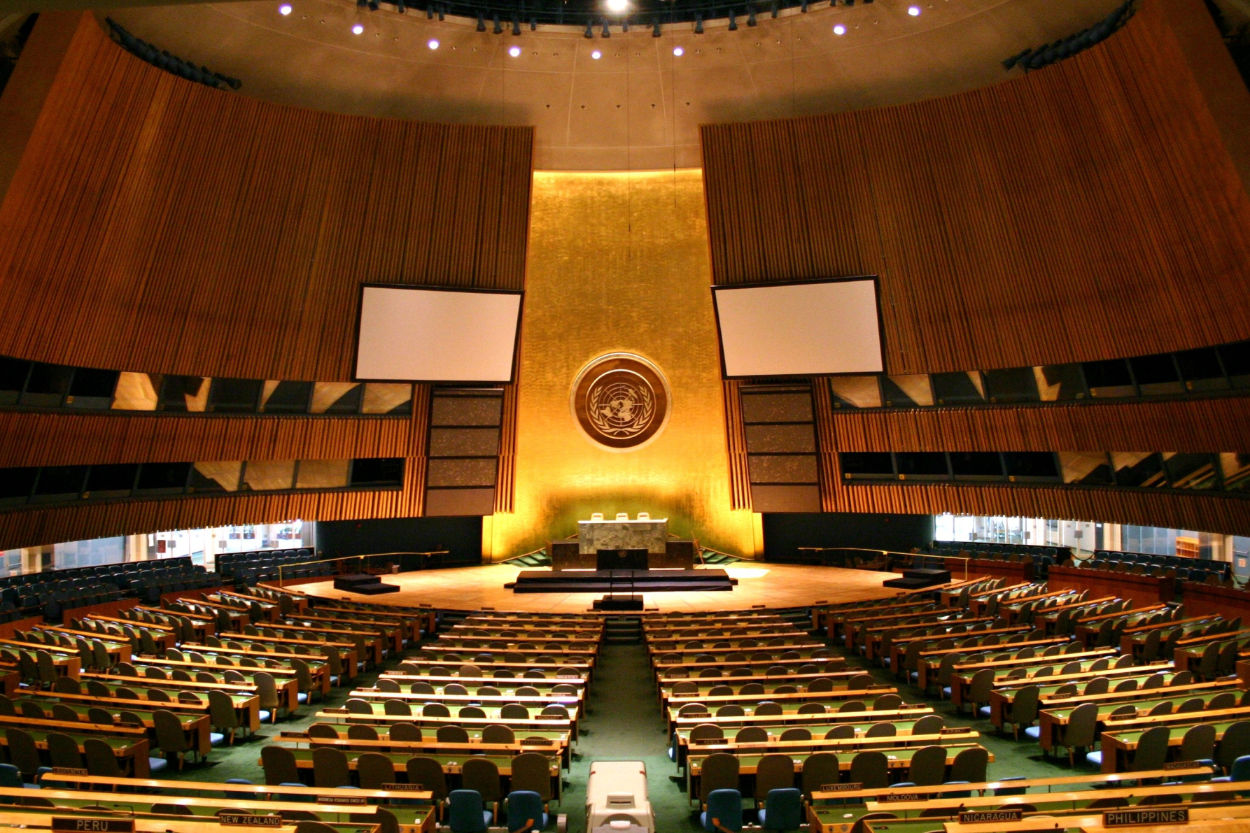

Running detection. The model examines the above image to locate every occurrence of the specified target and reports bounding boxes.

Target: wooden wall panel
[824,398,1250,455]
[0,14,532,382]
[0,488,421,553]
[822,479,1250,537]
[701,0,1250,374]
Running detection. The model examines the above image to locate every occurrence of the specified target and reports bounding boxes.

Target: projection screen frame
[710,275,886,379]
[353,283,525,385]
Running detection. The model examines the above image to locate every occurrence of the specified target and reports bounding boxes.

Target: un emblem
[571,353,671,450]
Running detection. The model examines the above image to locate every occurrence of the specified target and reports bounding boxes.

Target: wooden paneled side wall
[0,14,532,381]
[701,0,1250,374]
[0,15,533,548]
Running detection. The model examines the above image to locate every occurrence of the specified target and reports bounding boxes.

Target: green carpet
[161,619,1083,827]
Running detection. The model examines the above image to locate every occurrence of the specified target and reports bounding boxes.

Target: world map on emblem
[571,354,670,450]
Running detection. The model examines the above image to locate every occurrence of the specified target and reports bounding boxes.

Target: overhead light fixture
[602,20,610,37]
[512,15,520,35]
[728,9,737,30]
[770,0,778,17]
[428,38,439,49]
[278,2,292,14]
[367,0,378,12]
[907,5,921,15]
[833,23,845,35]
[476,10,486,31]
[621,19,628,32]
[800,0,808,11]
[508,44,521,57]
[493,13,502,33]
[606,0,629,12]
[530,18,537,29]
[584,19,594,37]
[694,13,703,33]
[591,48,602,59]
[351,22,364,34]
[673,45,684,56]
[652,20,661,36]
[396,0,405,12]
[747,8,756,26]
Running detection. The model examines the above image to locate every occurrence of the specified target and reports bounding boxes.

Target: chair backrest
[734,726,767,743]
[799,751,839,797]
[448,789,489,833]
[1132,725,1172,771]
[406,755,450,800]
[437,725,470,743]
[753,754,795,799]
[700,752,740,801]
[907,745,947,786]
[356,751,397,790]
[1179,723,1217,762]
[461,756,502,802]
[5,727,40,780]
[505,790,546,833]
[348,724,379,740]
[761,787,802,831]
[153,709,189,754]
[703,788,743,833]
[311,747,351,789]
[46,731,84,770]
[949,746,989,783]
[509,751,553,801]
[1216,721,1250,771]
[849,750,889,789]
[260,744,300,785]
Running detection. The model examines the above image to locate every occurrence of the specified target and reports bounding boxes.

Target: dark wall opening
[763,512,934,565]
[316,516,483,569]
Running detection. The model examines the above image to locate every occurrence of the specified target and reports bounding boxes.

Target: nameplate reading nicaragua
[820,782,862,792]
[217,814,283,827]
[52,820,135,833]
[1102,809,1189,827]
[959,810,1022,823]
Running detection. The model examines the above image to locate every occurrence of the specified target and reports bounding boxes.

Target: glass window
[67,368,119,408]
[31,465,88,501]
[1081,359,1135,399]
[1033,364,1086,401]
[895,452,948,480]
[295,459,351,489]
[241,460,296,492]
[112,373,160,411]
[349,458,405,488]
[1002,452,1060,482]
[159,376,209,412]
[311,382,362,415]
[881,375,934,407]
[21,362,72,407]
[828,376,882,409]
[1161,453,1218,491]
[982,367,1039,404]
[0,357,28,406]
[85,464,138,498]
[1174,346,1228,392]
[261,381,313,414]
[1220,453,1250,492]
[840,452,894,480]
[1218,341,1250,389]
[1130,354,1182,396]
[1111,452,1168,488]
[949,452,1003,480]
[190,462,243,494]
[1059,452,1113,485]
[362,383,414,415]
[135,462,191,494]
[931,372,986,405]
[209,378,263,413]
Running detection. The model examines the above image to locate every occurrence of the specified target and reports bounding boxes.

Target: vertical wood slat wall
[704,0,1250,533]
[0,16,533,548]
[0,15,532,381]
[701,0,1250,376]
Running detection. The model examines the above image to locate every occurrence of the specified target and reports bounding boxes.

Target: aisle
[567,641,702,833]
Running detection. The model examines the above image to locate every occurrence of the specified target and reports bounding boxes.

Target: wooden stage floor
[295,562,906,613]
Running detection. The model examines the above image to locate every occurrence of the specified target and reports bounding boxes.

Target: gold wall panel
[487,170,757,560]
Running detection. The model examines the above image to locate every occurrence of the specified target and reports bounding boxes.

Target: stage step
[881,576,940,589]
[603,616,643,644]
[333,573,400,595]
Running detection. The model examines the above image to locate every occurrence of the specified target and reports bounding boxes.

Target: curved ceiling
[105,0,1123,169]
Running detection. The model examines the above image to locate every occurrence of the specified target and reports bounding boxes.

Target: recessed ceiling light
[278,3,292,15]
[508,44,521,57]
[351,22,364,34]
[672,45,684,56]
[832,23,845,35]
[591,49,602,59]
[606,0,629,12]
[907,5,921,15]
[427,38,439,49]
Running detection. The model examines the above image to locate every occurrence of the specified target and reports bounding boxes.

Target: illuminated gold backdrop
[486,170,759,560]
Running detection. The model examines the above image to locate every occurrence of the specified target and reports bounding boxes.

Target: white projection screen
[712,277,884,377]
[355,285,523,383]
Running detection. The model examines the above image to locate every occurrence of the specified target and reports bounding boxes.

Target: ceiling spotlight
[584,19,594,37]
[747,8,756,26]
[652,20,661,36]
[800,0,808,12]
[278,3,292,15]
[770,0,778,17]
[728,10,737,30]
[396,0,405,11]
[601,20,610,37]
[428,38,440,49]
[833,23,845,34]
[508,44,521,57]
[493,13,502,33]
[477,10,486,30]
[694,13,703,33]
[511,16,520,35]
[351,22,364,34]
[673,45,684,56]
[367,0,378,11]
[907,5,921,15]
[606,0,629,12]
[591,48,602,59]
